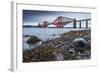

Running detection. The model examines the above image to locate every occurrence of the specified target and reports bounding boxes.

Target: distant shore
[23,25,91,29]
[23,25,74,28]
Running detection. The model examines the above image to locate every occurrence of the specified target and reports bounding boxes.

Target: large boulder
[72,38,88,49]
[26,36,42,48]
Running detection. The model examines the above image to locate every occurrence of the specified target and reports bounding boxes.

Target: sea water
[23,22,91,49]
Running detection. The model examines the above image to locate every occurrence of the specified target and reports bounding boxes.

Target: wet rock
[75,50,90,60]
[23,30,91,62]
[72,38,88,48]
[88,40,91,43]
[27,36,41,44]
[56,53,64,61]
[64,47,76,57]
[26,36,42,48]
[76,55,81,59]
[68,48,75,54]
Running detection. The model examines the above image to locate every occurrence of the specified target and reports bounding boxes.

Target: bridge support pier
[73,19,76,28]
[79,21,81,28]
[86,20,88,28]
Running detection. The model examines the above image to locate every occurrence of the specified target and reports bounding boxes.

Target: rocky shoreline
[23,30,91,62]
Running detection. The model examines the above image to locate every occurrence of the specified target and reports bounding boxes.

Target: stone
[26,36,41,45]
[26,36,42,49]
[23,30,91,62]
[72,38,88,48]
[68,48,75,53]
[56,53,64,61]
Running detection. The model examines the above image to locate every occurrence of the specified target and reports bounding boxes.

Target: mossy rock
[26,36,41,45]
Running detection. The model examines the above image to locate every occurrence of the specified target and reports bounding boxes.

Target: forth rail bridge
[23,16,91,28]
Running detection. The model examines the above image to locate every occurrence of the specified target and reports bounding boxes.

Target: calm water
[23,28,90,49]
[23,28,70,49]
[23,22,91,49]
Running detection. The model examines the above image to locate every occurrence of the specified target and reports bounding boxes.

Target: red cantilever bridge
[38,16,91,28]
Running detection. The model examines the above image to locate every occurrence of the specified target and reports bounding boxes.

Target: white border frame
[11,1,97,72]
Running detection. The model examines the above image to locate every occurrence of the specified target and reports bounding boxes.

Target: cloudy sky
[23,10,91,26]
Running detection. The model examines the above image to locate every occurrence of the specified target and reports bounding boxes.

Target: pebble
[56,53,64,61]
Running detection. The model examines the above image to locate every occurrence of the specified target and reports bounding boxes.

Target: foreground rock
[23,30,91,62]
[26,36,42,49]
[72,38,88,51]
[23,42,76,62]
[72,38,88,47]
